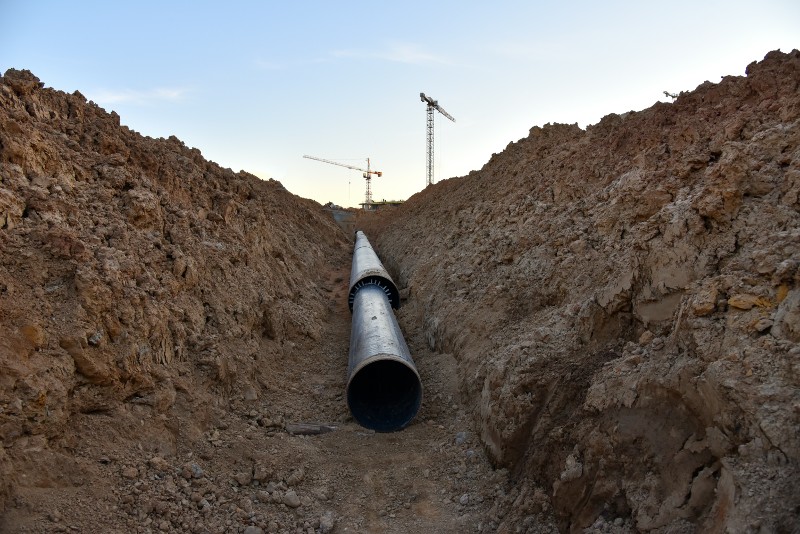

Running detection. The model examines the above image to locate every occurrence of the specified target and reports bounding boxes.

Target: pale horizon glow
[92,87,190,105]
[1,1,798,208]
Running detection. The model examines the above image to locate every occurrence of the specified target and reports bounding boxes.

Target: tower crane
[420,92,455,187]
[303,155,382,209]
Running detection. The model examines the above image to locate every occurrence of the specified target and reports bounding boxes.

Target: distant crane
[420,92,455,187]
[303,155,382,209]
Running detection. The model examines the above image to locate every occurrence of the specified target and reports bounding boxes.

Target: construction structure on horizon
[303,155,382,210]
[420,92,455,187]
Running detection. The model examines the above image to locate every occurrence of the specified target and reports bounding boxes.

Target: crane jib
[303,154,382,208]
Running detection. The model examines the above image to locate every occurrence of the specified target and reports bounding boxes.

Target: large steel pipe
[348,231,400,311]
[347,232,422,432]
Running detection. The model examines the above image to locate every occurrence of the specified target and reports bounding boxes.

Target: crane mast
[420,92,455,187]
[303,155,382,209]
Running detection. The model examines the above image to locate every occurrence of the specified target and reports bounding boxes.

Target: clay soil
[1,50,799,534]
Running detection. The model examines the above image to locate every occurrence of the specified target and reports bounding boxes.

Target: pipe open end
[347,358,422,432]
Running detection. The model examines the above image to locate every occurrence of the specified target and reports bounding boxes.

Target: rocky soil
[0,69,511,533]
[360,50,800,532]
[1,49,798,534]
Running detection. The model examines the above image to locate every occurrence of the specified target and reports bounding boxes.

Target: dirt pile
[360,50,800,532]
[0,68,515,534]
[0,66,350,432]
[0,68,358,531]
[2,50,798,534]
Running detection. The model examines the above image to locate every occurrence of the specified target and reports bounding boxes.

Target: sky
[1,1,798,208]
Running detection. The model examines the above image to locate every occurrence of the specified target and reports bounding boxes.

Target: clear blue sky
[2,1,798,208]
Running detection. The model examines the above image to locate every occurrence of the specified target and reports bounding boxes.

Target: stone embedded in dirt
[638,330,656,344]
[121,466,138,480]
[149,456,170,472]
[242,385,258,401]
[312,486,331,502]
[285,422,337,435]
[285,467,304,486]
[728,293,770,310]
[87,331,102,346]
[58,336,116,385]
[282,490,302,508]
[649,337,665,351]
[692,287,719,316]
[234,471,252,486]
[559,454,583,482]
[239,497,253,512]
[191,464,204,479]
[179,466,192,480]
[754,318,774,332]
[252,463,273,482]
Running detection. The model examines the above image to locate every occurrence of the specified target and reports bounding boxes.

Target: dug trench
[1,49,799,534]
[0,68,523,533]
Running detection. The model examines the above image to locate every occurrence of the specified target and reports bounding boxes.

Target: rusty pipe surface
[348,231,400,311]
[347,232,422,432]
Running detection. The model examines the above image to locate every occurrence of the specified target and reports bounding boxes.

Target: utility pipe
[348,231,400,310]
[346,231,422,432]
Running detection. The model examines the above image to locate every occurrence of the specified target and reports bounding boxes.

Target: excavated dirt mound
[2,50,798,534]
[360,50,800,532]
[0,70,512,533]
